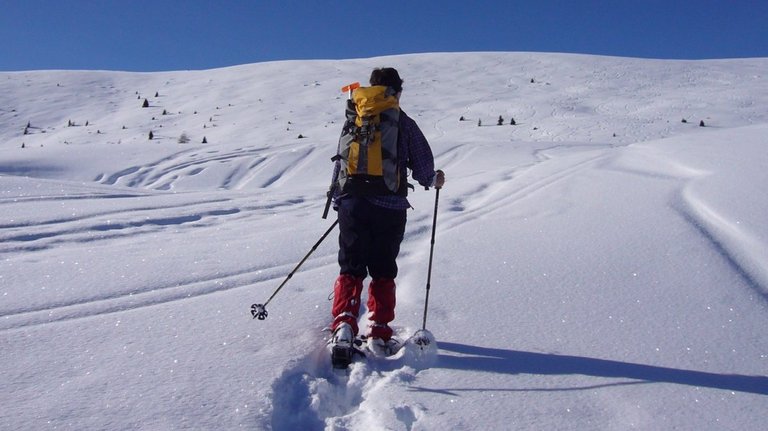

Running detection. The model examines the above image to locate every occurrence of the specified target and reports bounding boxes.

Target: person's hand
[434,170,445,189]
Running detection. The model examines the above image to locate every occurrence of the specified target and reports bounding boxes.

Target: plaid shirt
[332,110,436,210]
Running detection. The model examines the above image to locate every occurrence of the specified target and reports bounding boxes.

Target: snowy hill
[1,52,767,430]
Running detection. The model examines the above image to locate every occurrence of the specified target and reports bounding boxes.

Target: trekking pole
[421,187,441,331]
[251,220,338,320]
[322,82,360,220]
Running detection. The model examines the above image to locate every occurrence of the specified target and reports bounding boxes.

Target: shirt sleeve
[401,113,436,188]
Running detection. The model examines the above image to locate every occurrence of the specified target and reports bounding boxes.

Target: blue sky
[2,0,767,71]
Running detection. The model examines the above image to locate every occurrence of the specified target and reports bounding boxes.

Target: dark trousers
[333,197,406,338]
[337,197,406,279]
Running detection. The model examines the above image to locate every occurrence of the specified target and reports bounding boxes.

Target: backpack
[333,83,407,197]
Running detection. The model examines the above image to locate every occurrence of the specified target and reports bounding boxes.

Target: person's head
[369,67,403,94]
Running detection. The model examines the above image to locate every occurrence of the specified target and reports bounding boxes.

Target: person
[330,67,445,356]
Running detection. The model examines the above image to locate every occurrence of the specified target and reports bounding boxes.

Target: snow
[1,52,767,430]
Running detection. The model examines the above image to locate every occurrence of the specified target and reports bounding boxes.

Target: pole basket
[251,303,268,320]
[411,329,436,349]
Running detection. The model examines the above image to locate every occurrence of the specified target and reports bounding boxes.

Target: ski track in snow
[434,143,612,233]
[0,255,323,331]
[0,192,311,254]
[96,143,317,191]
[0,189,323,331]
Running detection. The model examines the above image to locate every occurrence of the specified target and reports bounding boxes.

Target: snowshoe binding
[364,336,402,358]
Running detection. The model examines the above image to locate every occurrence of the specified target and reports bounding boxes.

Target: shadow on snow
[421,342,768,396]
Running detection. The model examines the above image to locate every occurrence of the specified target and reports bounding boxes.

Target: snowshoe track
[268,332,435,430]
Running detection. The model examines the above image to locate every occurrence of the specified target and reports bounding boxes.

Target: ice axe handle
[341,82,360,99]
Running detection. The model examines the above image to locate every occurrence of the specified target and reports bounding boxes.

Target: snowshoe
[329,323,364,369]
[331,344,357,369]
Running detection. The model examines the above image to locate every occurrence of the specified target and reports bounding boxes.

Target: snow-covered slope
[2,53,767,430]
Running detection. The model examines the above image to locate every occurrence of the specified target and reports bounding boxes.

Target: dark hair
[369,67,403,93]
